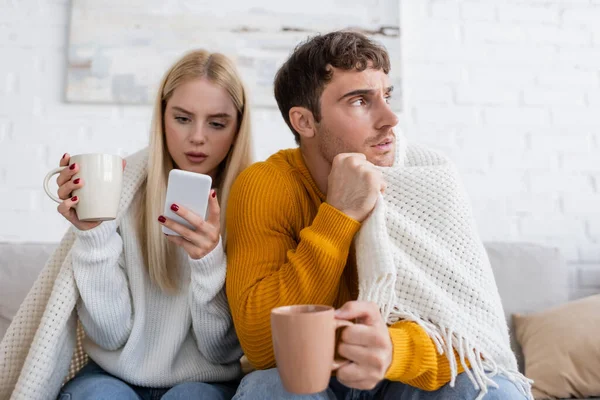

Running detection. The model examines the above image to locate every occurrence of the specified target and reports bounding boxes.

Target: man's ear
[289,107,316,139]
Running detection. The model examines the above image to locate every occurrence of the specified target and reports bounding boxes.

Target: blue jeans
[232,368,527,400]
[58,361,239,400]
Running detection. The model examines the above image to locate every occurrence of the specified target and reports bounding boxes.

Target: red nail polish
[170,203,179,212]
[211,190,216,198]
[158,215,166,223]
[71,196,78,201]
[69,163,76,170]
[73,178,80,184]
[62,153,67,159]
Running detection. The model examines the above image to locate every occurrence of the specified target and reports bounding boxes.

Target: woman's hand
[56,153,126,231]
[159,190,221,259]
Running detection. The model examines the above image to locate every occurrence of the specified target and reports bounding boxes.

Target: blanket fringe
[358,277,396,323]
[356,289,534,400]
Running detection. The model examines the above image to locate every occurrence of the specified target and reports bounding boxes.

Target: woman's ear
[289,107,316,140]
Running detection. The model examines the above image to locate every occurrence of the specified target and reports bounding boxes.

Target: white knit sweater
[0,148,242,399]
[71,208,242,386]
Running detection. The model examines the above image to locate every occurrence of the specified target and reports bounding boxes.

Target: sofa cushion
[0,243,57,339]
[484,242,569,371]
[514,294,600,400]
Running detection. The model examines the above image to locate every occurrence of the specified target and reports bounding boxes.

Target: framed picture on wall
[66,0,401,108]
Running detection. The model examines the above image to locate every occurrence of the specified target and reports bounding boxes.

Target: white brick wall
[0,0,295,243]
[401,0,600,298]
[1,1,599,297]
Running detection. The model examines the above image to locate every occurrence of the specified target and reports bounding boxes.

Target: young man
[226,31,527,399]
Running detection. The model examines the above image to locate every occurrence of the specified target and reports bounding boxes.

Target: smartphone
[162,169,212,236]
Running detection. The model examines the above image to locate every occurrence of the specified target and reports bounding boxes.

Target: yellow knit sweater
[226,148,465,391]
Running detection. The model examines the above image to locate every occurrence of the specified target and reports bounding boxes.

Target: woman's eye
[385,96,393,104]
[209,122,226,129]
[175,116,191,124]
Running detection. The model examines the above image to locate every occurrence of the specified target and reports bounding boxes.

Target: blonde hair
[139,50,253,293]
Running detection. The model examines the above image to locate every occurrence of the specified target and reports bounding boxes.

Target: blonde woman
[53,50,253,399]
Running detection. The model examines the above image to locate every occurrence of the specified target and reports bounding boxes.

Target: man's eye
[351,98,366,106]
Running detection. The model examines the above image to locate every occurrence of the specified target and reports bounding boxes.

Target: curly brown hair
[274,31,391,144]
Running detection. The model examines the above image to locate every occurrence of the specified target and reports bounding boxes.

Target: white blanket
[0,149,148,400]
[355,139,532,399]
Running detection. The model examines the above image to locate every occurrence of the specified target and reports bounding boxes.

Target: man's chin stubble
[368,151,395,167]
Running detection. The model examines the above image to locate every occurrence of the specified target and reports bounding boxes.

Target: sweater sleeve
[385,321,467,390]
[189,238,243,365]
[71,221,133,351]
[226,164,361,370]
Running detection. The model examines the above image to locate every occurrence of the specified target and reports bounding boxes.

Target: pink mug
[271,304,353,395]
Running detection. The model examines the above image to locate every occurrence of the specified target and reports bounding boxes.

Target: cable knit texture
[355,136,532,400]
[0,148,242,400]
[226,146,468,391]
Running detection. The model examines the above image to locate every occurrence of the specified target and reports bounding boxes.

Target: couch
[0,241,594,399]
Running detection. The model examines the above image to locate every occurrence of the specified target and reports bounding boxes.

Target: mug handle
[332,319,354,370]
[43,166,67,203]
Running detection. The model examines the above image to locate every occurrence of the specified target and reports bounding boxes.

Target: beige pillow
[513,294,600,399]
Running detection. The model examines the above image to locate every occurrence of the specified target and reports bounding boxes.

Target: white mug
[43,153,123,222]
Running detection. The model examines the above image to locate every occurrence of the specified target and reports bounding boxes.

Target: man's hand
[326,153,385,223]
[334,301,393,390]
